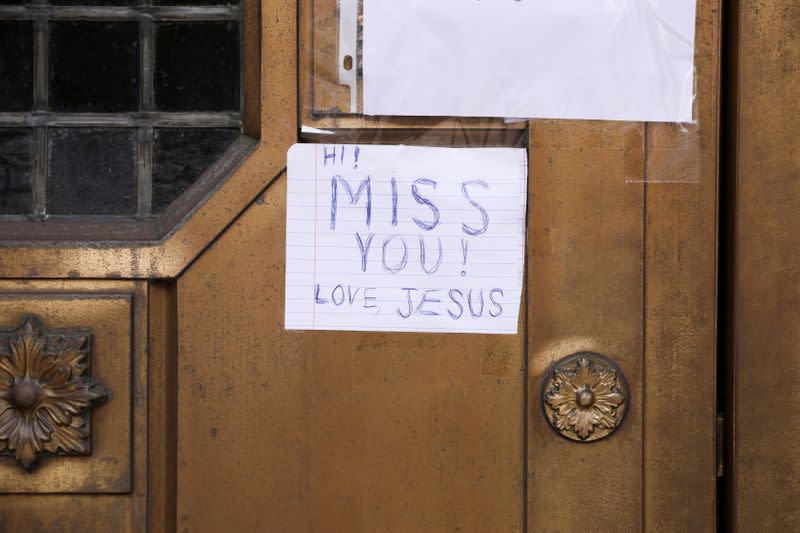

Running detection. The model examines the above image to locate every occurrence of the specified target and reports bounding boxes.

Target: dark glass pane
[153,128,238,212]
[49,22,139,112]
[153,0,237,5]
[50,0,136,5]
[0,22,33,111]
[48,128,137,215]
[0,0,31,5]
[0,128,33,214]
[155,22,239,111]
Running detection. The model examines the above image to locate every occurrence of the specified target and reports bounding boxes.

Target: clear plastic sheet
[300,0,523,149]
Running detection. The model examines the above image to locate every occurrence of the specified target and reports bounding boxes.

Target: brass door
[723,0,800,530]
[0,0,721,531]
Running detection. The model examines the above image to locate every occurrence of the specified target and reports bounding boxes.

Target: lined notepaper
[285,144,528,334]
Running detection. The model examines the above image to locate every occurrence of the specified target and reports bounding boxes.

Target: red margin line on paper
[312,145,319,328]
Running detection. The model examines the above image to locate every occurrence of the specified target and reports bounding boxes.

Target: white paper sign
[363,0,697,122]
[285,144,527,334]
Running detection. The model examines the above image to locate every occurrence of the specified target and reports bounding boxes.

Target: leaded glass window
[0,0,251,237]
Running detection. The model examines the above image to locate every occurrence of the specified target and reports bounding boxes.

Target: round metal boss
[542,352,628,443]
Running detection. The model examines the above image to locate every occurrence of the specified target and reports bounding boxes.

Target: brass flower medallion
[542,353,628,442]
[0,316,109,470]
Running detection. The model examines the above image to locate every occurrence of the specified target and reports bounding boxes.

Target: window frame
[0,2,256,240]
[0,0,293,278]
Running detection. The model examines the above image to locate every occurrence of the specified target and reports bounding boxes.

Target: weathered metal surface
[175,175,526,531]
[727,1,800,529]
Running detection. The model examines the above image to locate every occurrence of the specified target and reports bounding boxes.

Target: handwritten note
[285,144,527,334]
[363,0,697,122]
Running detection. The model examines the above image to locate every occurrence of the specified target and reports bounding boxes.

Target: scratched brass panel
[526,1,720,529]
[175,176,525,531]
[643,0,720,530]
[527,120,645,531]
[728,0,800,529]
